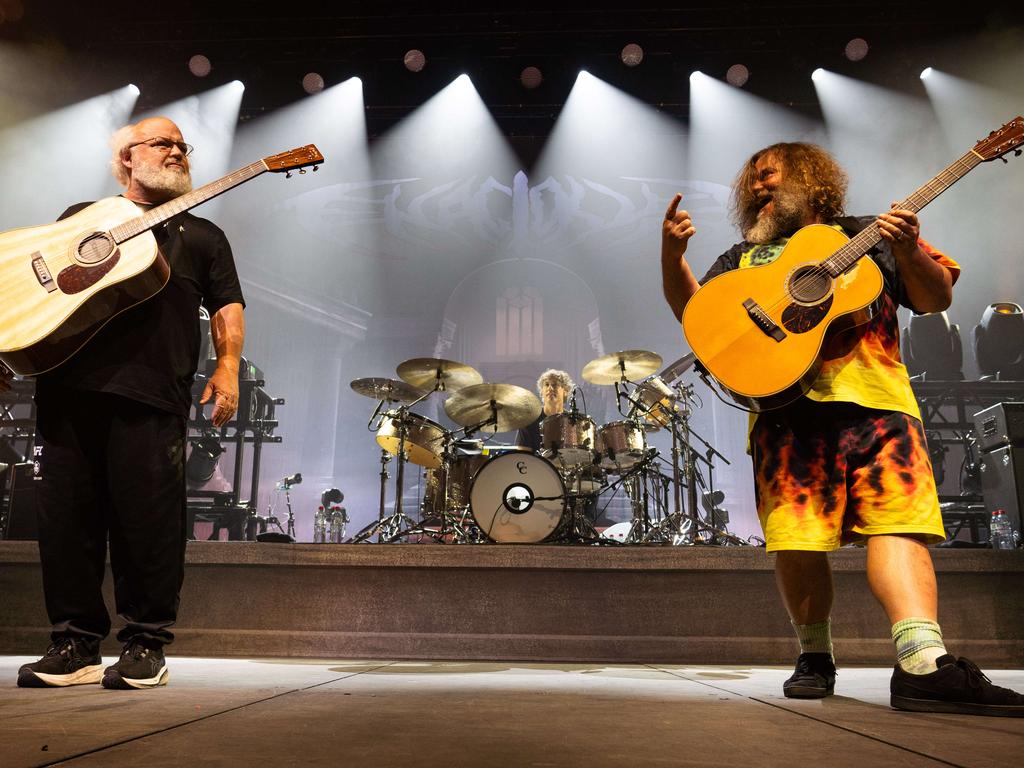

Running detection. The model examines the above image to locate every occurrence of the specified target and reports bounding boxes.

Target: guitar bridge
[31,252,57,293]
[743,298,786,342]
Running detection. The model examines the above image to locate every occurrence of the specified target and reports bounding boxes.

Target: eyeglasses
[127,137,194,156]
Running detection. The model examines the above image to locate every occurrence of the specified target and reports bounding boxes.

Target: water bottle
[313,505,327,544]
[328,505,348,543]
[989,509,1016,549]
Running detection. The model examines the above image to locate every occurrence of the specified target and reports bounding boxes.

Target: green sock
[793,618,833,659]
[892,618,947,675]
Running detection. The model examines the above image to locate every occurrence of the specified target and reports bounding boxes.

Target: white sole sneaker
[29,664,104,687]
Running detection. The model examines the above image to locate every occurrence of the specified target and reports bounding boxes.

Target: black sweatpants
[33,391,187,648]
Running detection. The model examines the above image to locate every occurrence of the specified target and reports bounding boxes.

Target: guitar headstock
[974,117,1024,162]
[262,144,325,174]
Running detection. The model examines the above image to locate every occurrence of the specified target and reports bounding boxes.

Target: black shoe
[783,652,837,699]
[17,638,103,688]
[891,654,1024,717]
[101,640,169,690]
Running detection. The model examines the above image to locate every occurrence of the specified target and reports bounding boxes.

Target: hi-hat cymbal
[581,350,663,385]
[397,357,484,392]
[349,377,424,403]
[444,383,541,433]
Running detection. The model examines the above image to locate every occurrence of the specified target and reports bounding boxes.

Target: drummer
[516,369,574,452]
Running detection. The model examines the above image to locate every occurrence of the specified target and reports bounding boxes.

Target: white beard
[132,162,192,200]
[743,184,812,244]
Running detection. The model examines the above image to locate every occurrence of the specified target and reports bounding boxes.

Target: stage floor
[1,656,1021,767]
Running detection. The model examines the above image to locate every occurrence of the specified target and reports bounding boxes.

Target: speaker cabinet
[979,445,1024,542]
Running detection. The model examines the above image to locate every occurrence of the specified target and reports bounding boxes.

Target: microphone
[569,385,579,415]
[277,472,302,489]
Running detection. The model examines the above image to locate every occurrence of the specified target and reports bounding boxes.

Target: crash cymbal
[444,383,542,433]
[396,357,484,392]
[581,350,663,385]
[349,377,425,403]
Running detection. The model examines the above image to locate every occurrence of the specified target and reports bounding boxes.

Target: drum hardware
[351,377,439,543]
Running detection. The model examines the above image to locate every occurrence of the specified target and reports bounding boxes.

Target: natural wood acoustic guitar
[681,117,1024,412]
[0,144,324,376]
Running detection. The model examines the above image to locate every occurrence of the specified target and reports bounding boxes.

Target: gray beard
[743,185,811,244]
[132,163,192,200]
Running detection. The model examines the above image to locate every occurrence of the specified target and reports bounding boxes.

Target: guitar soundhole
[77,232,115,265]
[787,265,832,304]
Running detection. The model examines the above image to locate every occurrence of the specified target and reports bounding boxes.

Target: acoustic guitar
[0,144,324,376]
[681,117,1024,412]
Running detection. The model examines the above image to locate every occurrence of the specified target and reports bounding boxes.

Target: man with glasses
[12,116,246,690]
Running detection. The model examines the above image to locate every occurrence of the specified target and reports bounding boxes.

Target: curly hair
[731,142,848,233]
[536,369,574,397]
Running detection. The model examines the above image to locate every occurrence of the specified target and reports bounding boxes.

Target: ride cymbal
[396,357,484,392]
[349,377,424,403]
[444,382,541,433]
[581,350,663,385]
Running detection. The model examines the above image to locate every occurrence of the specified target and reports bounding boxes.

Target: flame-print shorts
[750,400,946,551]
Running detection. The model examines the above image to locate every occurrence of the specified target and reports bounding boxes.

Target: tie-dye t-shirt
[699,216,961,421]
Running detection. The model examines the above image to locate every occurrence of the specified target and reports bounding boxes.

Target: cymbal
[349,377,424,403]
[396,357,484,392]
[581,350,663,385]
[444,383,541,433]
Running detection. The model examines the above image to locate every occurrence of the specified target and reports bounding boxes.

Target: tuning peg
[299,168,306,174]
[285,171,292,178]
[1001,156,1009,164]
[1016,149,1022,157]
[312,165,319,172]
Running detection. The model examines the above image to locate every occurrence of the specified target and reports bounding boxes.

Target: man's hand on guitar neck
[877,203,954,314]
[662,193,702,323]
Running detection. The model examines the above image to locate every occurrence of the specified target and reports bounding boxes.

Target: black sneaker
[17,638,103,688]
[891,654,1024,717]
[101,640,169,690]
[783,652,837,699]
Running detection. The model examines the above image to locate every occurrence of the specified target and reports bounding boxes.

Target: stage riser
[1,543,1021,665]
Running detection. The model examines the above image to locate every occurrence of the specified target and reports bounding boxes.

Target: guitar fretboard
[109,160,267,243]
[823,149,983,276]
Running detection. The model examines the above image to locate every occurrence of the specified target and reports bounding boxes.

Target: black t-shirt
[516,414,544,452]
[35,200,245,418]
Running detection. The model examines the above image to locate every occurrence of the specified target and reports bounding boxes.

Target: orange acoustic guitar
[0,145,324,377]
[681,117,1024,412]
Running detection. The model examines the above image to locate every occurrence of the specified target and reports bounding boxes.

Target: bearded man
[660,142,1024,716]
[13,117,245,690]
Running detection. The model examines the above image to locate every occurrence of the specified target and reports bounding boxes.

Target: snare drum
[376,411,446,469]
[595,420,647,472]
[469,452,566,543]
[540,413,597,467]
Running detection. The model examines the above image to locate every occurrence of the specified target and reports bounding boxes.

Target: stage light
[974,302,1024,379]
[901,311,963,380]
[844,38,869,62]
[189,54,212,77]
[689,70,702,81]
[232,80,245,91]
[620,43,644,67]
[302,72,325,94]
[520,66,543,89]
[186,436,226,487]
[921,67,934,79]
[811,68,825,81]
[127,84,140,96]
[404,49,426,73]
[726,64,749,87]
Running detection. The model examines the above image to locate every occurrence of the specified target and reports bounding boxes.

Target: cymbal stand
[352,387,433,543]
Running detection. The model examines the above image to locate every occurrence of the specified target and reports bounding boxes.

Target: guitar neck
[825,148,984,275]
[109,160,268,244]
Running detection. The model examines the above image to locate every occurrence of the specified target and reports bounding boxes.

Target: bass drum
[469,453,566,543]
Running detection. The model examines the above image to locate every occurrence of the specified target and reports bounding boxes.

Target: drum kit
[348,349,747,546]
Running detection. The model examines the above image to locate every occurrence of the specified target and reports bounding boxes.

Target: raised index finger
[665,193,682,221]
